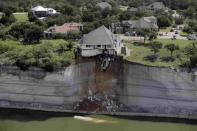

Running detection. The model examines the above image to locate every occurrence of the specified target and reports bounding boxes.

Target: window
[97,45,101,48]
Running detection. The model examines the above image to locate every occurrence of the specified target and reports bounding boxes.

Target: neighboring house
[111,16,159,34]
[147,2,166,12]
[31,5,57,19]
[96,2,112,10]
[128,2,167,13]
[44,23,83,38]
[80,26,124,57]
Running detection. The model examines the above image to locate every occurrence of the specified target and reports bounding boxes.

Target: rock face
[119,64,197,119]
[0,60,197,119]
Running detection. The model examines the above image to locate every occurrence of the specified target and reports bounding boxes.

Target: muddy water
[0,114,197,131]
[0,59,196,119]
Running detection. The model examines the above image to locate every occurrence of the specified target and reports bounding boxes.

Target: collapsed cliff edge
[0,57,197,120]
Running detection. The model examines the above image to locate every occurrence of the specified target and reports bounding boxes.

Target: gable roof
[80,26,117,45]
[96,2,112,10]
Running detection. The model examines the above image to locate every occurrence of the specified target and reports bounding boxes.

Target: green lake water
[0,115,197,131]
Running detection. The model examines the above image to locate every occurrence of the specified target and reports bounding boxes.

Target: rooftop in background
[44,23,83,34]
[96,2,112,10]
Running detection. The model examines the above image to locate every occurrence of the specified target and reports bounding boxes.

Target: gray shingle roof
[132,17,158,30]
[80,26,117,45]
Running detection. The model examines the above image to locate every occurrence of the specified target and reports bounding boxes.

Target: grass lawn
[0,12,28,23]
[159,27,171,32]
[0,115,196,131]
[180,31,188,37]
[14,13,28,22]
[125,39,195,67]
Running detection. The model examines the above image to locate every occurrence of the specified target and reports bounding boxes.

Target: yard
[13,13,28,22]
[0,12,28,33]
[0,12,28,23]
[125,39,195,67]
[159,27,171,32]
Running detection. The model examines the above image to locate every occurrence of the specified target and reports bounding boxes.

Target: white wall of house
[80,39,123,57]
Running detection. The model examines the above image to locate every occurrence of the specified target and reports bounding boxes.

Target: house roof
[132,16,158,29]
[96,2,112,10]
[148,2,165,10]
[45,23,82,34]
[31,6,57,13]
[80,26,117,45]
[144,16,157,22]
[32,6,47,11]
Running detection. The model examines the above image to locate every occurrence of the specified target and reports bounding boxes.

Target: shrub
[144,54,158,62]
[160,56,175,62]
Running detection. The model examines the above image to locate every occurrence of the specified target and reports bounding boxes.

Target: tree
[23,24,43,44]
[183,43,197,68]
[148,31,157,41]
[184,7,195,18]
[46,14,67,27]
[0,11,16,25]
[102,8,111,18]
[82,10,95,22]
[82,22,95,34]
[28,11,37,22]
[119,11,132,21]
[175,17,184,25]
[128,0,141,7]
[149,41,163,55]
[61,4,77,16]
[137,29,156,43]
[157,15,172,28]
[67,41,74,51]
[164,43,180,56]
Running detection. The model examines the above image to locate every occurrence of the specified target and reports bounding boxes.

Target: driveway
[158,31,187,40]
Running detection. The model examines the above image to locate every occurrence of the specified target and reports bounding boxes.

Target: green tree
[149,41,163,55]
[23,24,43,44]
[164,43,180,56]
[61,4,77,16]
[0,13,16,25]
[157,15,172,28]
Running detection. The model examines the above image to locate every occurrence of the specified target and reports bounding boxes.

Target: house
[44,23,83,38]
[111,16,159,34]
[96,2,112,10]
[138,16,158,30]
[147,2,166,12]
[80,26,124,57]
[128,2,167,13]
[31,5,57,18]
